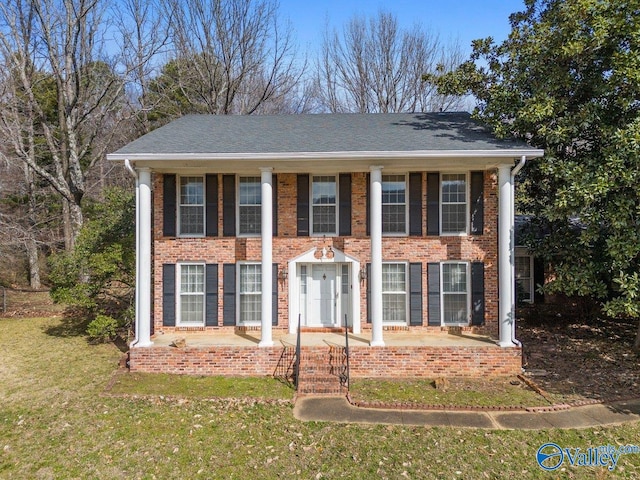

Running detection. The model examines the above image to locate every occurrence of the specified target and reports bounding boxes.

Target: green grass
[1,316,640,479]
[350,377,550,407]
[109,372,294,400]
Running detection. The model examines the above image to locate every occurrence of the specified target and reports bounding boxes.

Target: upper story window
[238,176,261,235]
[382,174,407,235]
[311,175,337,235]
[179,176,204,236]
[441,173,467,235]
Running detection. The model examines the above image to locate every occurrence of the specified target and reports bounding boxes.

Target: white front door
[309,264,337,326]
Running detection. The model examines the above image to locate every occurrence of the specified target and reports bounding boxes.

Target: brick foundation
[129,344,522,378]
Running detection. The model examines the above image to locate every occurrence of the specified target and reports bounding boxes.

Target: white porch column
[137,168,153,347]
[498,164,515,347]
[259,167,274,347]
[370,166,385,346]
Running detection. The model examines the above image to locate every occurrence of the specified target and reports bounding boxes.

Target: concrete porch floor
[149,330,499,348]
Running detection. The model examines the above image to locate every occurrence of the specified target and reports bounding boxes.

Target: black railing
[294,313,302,389]
[344,314,350,391]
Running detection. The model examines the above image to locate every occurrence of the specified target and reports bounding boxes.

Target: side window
[515,250,534,303]
[238,176,261,235]
[179,176,204,235]
[311,175,337,235]
[441,173,467,235]
[382,174,407,235]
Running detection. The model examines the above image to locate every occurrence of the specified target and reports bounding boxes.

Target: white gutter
[125,159,140,349]
[510,156,527,347]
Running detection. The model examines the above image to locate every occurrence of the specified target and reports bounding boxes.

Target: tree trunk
[634,321,640,351]
[25,237,41,290]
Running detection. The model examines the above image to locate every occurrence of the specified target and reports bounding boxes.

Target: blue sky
[279,0,526,56]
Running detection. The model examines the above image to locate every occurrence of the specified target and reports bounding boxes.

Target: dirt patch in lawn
[518,304,640,404]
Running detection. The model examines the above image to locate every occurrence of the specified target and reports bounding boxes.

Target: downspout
[509,156,527,347]
[125,159,140,349]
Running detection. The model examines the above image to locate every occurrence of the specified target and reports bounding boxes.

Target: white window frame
[237,175,262,237]
[515,248,535,304]
[381,261,409,325]
[310,175,338,236]
[176,262,205,326]
[440,173,469,236]
[440,261,471,326]
[237,262,262,326]
[177,175,205,237]
[382,173,408,236]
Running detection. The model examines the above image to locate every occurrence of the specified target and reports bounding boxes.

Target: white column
[137,168,153,347]
[259,168,274,347]
[370,166,385,346]
[498,165,514,347]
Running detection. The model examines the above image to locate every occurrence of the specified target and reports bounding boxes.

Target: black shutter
[365,173,370,236]
[205,264,218,326]
[206,174,218,237]
[427,263,440,326]
[162,264,176,326]
[272,263,278,325]
[272,174,278,236]
[409,262,423,326]
[163,174,177,237]
[426,172,439,236]
[223,264,236,326]
[409,172,422,236]
[339,173,351,236]
[366,263,371,323]
[223,175,235,237]
[470,171,484,235]
[297,174,309,236]
[471,262,485,325]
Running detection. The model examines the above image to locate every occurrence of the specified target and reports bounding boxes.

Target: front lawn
[1,316,639,479]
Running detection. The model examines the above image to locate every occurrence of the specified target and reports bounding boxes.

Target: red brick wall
[129,344,521,378]
[152,171,499,337]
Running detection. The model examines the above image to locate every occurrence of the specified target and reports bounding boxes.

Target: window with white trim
[179,176,204,235]
[382,175,407,234]
[178,263,205,325]
[239,263,261,324]
[441,173,467,235]
[311,175,337,235]
[238,176,261,235]
[442,262,469,324]
[515,249,534,303]
[382,263,407,323]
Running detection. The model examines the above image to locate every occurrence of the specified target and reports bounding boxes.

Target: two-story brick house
[108,113,543,378]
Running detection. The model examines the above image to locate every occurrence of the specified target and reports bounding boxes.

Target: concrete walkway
[293,396,640,430]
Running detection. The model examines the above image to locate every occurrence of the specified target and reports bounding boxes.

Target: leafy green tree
[49,188,135,335]
[431,0,640,347]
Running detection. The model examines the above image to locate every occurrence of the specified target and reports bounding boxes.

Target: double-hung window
[382,175,407,235]
[179,176,204,235]
[382,263,407,323]
[441,174,467,235]
[178,263,205,325]
[239,263,261,324]
[238,176,261,235]
[515,249,534,303]
[311,175,337,235]
[442,262,469,324]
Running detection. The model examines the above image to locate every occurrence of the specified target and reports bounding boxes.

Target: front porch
[128,331,522,379]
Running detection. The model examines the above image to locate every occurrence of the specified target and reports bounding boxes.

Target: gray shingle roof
[111,112,532,156]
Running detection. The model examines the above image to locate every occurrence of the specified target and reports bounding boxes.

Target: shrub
[87,314,118,343]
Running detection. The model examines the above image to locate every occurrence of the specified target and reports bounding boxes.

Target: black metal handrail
[343,313,350,391]
[294,313,301,389]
